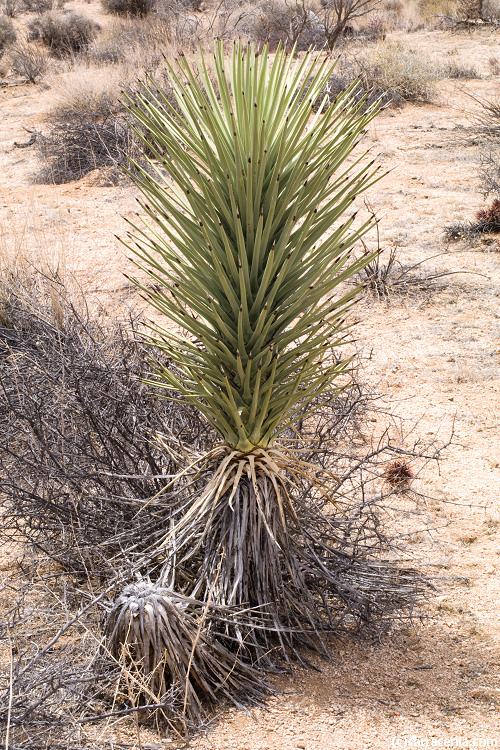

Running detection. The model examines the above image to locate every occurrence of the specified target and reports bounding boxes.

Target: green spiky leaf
[123,42,382,452]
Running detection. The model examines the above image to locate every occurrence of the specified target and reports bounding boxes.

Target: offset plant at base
[101,40,428,723]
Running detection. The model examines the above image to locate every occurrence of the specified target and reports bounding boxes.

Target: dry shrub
[358,41,440,102]
[101,0,156,16]
[464,94,500,196]
[483,0,500,18]
[488,54,500,75]
[0,263,210,578]
[362,11,390,38]
[3,0,21,17]
[87,16,177,64]
[35,56,191,182]
[0,259,222,743]
[10,37,49,82]
[22,0,66,11]
[454,0,500,18]
[0,14,16,57]
[445,61,480,78]
[28,10,101,57]
[475,198,500,231]
[36,66,139,183]
[418,0,456,22]
[200,0,259,42]
[36,106,133,183]
[314,63,403,111]
[0,252,444,741]
[249,0,325,50]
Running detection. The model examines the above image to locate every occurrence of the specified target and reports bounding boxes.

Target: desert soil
[1,16,500,750]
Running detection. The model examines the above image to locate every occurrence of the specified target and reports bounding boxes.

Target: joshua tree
[109,42,419,719]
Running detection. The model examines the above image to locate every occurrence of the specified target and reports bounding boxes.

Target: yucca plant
[110,42,419,712]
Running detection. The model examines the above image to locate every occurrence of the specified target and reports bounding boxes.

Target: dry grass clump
[358,41,441,102]
[28,10,101,57]
[356,239,471,299]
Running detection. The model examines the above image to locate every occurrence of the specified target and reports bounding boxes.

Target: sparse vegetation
[22,0,65,11]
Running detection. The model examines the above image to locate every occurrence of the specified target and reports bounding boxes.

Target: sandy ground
[1,16,500,750]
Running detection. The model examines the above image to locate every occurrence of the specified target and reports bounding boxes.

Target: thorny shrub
[36,67,140,182]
